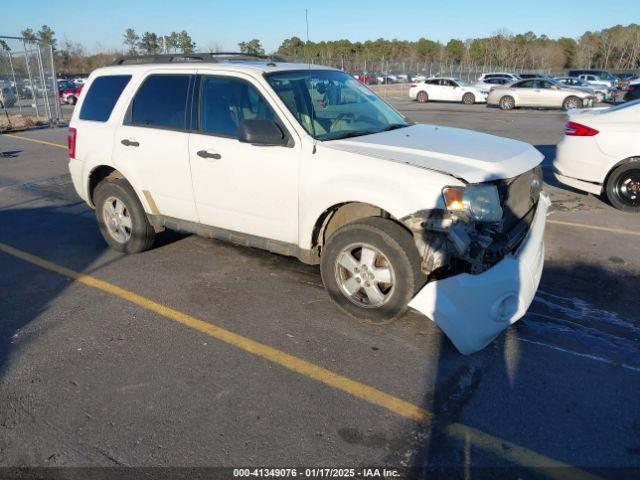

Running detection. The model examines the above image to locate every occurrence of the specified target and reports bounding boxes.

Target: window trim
[123,73,195,133]
[78,74,132,123]
[193,73,294,147]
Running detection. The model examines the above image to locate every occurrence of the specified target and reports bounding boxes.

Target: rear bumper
[409,192,550,355]
[553,172,603,195]
[68,158,89,203]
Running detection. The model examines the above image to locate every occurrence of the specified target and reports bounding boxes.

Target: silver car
[555,76,613,103]
[487,78,596,110]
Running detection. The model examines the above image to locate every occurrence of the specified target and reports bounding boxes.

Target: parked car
[553,100,640,211]
[623,79,640,102]
[478,72,520,83]
[487,78,595,110]
[58,79,76,95]
[578,73,617,89]
[68,55,548,354]
[474,77,513,95]
[355,74,376,85]
[409,77,487,104]
[0,86,17,108]
[555,76,613,103]
[62,84,83,104]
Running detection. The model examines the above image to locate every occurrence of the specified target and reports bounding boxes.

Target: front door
[188,73,300,243]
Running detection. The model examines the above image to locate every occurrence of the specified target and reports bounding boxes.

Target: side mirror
[239,119,288,146]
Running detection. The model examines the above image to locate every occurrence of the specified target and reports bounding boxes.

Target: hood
[322,124,543,183]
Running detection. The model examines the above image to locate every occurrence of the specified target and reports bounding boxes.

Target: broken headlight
[442,184,503,223]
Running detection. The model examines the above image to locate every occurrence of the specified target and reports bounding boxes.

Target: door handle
[197,150,222,160]
[121,139,139,147]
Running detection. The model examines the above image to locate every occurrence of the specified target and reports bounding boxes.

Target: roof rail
[111,52,286,66]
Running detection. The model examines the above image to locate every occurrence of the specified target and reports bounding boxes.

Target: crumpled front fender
[409,193,550,355]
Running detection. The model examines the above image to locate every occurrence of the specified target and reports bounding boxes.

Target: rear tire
[94,178,156,253]
[320,217,425,324]
[605,160,640,212]
[462,92,475,105]
[68,96,77,105]
[499,95,515,110]
[563,96,582,110]
[416,91,429,103]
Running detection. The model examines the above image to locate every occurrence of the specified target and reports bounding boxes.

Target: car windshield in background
[265,70,409,141]
[455,79,470,86]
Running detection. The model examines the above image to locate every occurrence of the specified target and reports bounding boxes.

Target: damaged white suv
[68,53,549,354]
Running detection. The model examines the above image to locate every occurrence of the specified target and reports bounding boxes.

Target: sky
[2,0,637,53]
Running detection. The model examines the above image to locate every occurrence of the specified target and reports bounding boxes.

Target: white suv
[68,53,549,354]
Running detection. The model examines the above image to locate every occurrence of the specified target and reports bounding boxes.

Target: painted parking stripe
[0,241,600,480]
[3,133,67,149]
[548,219,640,237]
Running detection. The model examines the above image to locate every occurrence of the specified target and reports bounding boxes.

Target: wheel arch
[603,156,640,188]
[308,201,412,262]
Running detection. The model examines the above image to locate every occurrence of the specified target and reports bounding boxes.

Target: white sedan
[553,100,640,211]
[409,77,487,104]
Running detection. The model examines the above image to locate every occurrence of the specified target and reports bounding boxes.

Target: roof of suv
[97,54,336,75]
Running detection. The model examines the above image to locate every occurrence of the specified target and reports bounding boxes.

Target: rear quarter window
[79,75,131,122]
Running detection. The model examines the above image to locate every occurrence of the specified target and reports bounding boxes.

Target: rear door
[424,79,444,100]
[512,80,535,106]
[113,71,198,222]
[188,72,300,243]
[441,80,462,101]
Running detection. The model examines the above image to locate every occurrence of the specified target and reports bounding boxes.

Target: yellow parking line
[0,241,600,480]
[548,219,640,237]
[3,133,67,150]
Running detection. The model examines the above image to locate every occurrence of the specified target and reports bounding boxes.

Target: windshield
[265,69,409,141]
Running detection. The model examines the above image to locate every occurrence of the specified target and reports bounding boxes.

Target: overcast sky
[3,0,637,53]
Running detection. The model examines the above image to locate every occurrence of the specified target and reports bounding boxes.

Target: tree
[238,39,264,56]
[21,28,37,44]
[138,32,160,54]
[0,39,10,52]
[178,31,195,53]
[166,32,180,53]
[277,36,305,57]
[445,39,464,62]
[37,25,57,50]
[123,28,139,55]
[557,37,577,68]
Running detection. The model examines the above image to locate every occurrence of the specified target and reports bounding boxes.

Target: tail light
[410,83,417,88]
[68,127,77,158]
[489,87,495,93]
[565,121,598,137]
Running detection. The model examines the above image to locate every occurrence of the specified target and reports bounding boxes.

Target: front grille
[495,165,542,232]
[480,165,543,267]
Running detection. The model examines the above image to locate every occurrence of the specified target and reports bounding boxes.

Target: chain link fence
[0,35,62,131]
[284,55,552,84]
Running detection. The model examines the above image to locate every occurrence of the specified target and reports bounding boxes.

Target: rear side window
[129,74,191,130]
[79,75,131,122]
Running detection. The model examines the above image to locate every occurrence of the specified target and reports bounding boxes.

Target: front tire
[499,95,515,110]
[563,96,582,110]
[320,217,425,324]
[94,178,156,253]
[605,160,640,212]
[595,92,605,103]
[68,96,77,105]
[416,91,428,103]
[462,92,475,105]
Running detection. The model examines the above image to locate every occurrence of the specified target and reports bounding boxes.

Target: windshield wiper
[376,123,410,133]
[325,130,378,141]
[325,124,410,141]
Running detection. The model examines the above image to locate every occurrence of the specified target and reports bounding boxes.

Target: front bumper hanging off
[409,192,550,355]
